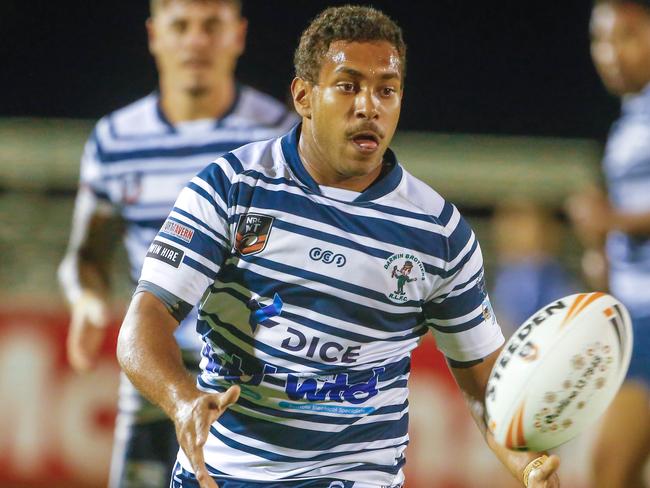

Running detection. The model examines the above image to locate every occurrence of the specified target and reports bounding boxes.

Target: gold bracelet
[522,455,548,487]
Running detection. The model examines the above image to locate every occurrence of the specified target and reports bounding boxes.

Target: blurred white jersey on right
[604,84,650,315]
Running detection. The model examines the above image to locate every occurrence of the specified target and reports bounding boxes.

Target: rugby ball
[485,292,633,451]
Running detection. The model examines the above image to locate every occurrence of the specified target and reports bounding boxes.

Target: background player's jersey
[603,84,650,315]
[78,86,297,349]
[140,126,505,485]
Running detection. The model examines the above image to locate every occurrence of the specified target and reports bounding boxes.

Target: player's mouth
[183,59,212,69]
[349,131,381,153]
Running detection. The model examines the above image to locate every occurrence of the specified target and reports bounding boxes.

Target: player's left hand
[174,385,241,488]
[526,454,560,487]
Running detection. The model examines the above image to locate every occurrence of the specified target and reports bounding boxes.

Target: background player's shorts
[626,313,650,387]
[170,462,404,488]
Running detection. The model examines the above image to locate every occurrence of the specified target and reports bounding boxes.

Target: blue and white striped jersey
[78,86,297,350]
[603,84,650,315]
[139,125,505,485]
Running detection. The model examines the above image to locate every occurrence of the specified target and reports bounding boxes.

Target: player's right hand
[67,291,109,372]
[527,454,560,487]
[174,385,241,488]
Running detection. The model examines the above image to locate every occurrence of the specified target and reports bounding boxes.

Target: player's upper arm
[138,158,237,307]
[423,213,505,365]
[449,346,502,402]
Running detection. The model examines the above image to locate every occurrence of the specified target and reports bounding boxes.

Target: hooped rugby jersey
[603,84,650,315]
[139,125,505,485]
[78,86,297,350]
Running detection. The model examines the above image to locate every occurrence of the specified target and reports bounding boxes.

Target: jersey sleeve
[423,212,504,363]
[79,124,112,203]
[138,159,236,306]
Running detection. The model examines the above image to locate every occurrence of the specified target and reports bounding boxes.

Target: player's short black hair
[294,5,407,84]
[150,0,242,16]
[593,0,650,12]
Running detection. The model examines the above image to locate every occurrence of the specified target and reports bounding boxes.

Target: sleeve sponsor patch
[161,219,195,243]
[146,240,184,268]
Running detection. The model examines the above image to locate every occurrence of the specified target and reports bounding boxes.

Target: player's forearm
[58,203,119,304]
[610,209,650,236]
[116,291,199,419]
[465,394,547,485]
[58,252,111,304]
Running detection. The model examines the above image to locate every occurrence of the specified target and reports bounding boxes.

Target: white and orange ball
[486,292,633,451]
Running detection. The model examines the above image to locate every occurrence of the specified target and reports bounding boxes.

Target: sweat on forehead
[293,5,407,83]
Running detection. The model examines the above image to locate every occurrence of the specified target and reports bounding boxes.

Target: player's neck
[298,126,384,193]
[159,78,236,124]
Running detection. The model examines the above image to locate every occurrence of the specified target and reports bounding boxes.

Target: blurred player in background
[491,200,578,335]
[117,5,560,487]
[57,0,296,486]
[567,1,650,486]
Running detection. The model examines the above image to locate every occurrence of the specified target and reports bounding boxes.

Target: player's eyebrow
[334,66,401,80]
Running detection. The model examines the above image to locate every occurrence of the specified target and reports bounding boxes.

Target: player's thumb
[217,385,241,410]
[530,454,560,481]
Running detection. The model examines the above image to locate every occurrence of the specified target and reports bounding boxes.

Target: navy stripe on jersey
[208,421,405,464]
[432,268,483,301]
[217,263,423,333]
[243,254,421,308]
[125,218,166,229]
[183,255,220,280]
[427,313,485,334]
[172,207,230,245]
[95,139,246,164]
[215,407,408,452]
[229,183,451,260]
[203,285,427,345]
[423,284,486,321]
[101,165,209,180]
[187,182,229,221]
[173,463,360,488]
[160,218,226,265]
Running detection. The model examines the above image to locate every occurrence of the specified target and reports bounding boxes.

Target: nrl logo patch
[383,252,426,303]
[235,213,275,256]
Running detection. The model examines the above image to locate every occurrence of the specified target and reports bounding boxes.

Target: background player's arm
[117,290,240,488]
[567,184,650,237]
[450,348,560,487]
[58,185,122,371]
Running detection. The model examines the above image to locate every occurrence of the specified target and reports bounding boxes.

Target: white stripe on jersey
[139,125,504,484]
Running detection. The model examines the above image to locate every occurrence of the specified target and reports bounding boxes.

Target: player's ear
[291,77,313,119]
[235,17,248,56]
[146,17,157,56]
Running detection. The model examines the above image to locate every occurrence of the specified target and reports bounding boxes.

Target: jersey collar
[622,82,650,116]
[280,124,403,203]
[153,84,243,132]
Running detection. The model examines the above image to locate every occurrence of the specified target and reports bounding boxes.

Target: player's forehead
[153,0,240,20]
[591,3,649,38]
[320,40,402,81]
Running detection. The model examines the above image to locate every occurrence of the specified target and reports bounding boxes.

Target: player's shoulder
[229,85,297,129]
[93,93,167,143]
[391,165,463,234]
[200,135,286,184]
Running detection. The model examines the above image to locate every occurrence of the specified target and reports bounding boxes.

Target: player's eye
[170,20,188,34]
[380,86,397,97]
[204,18,224,34]
[337,82,356,93]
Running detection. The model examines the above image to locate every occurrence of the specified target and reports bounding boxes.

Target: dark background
[1,0,618,139]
